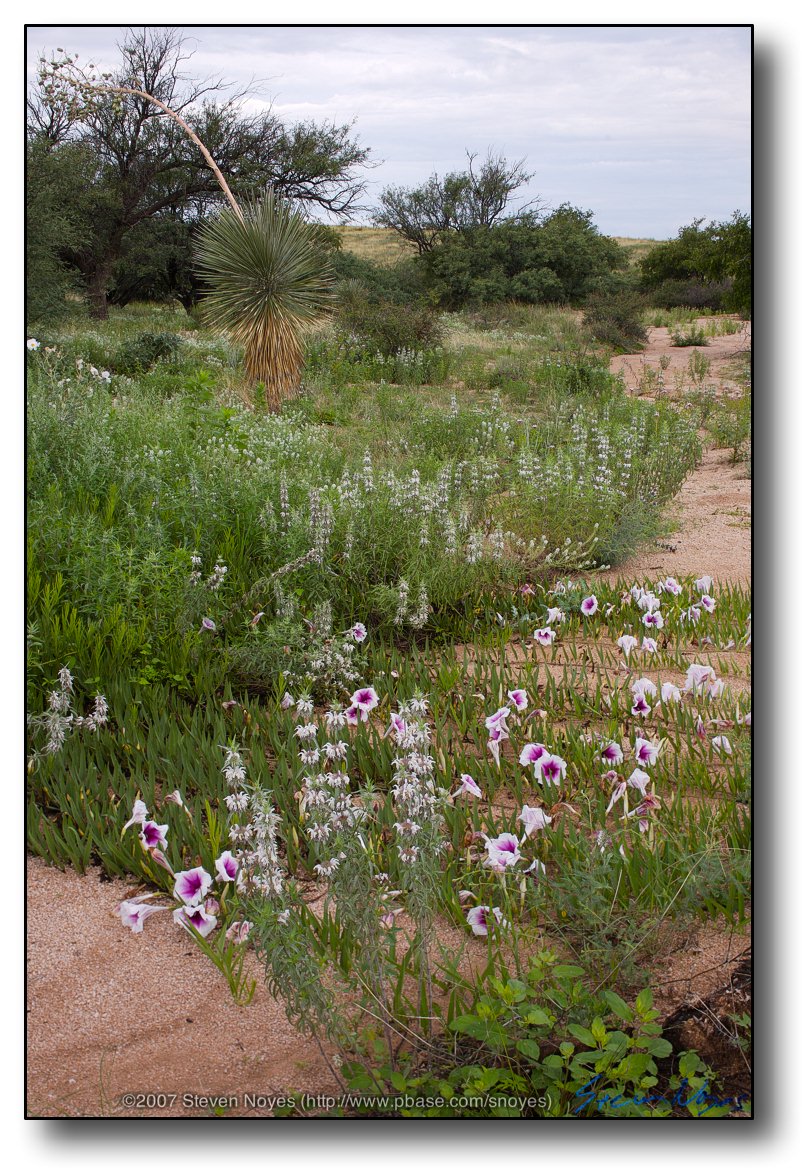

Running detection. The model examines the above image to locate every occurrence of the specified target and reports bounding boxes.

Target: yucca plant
[40,59,333,409]
[195,194,334,407]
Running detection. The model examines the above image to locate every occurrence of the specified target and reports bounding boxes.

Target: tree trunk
[87,263,113,320]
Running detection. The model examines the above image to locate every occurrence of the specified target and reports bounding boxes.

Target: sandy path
[26,857,338,1117]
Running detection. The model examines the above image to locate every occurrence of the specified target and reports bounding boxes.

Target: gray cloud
[27,24,751,237]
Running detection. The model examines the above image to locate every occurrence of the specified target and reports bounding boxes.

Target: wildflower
[682,605,702,625]
[466,905,507,936]
[139,821,168,851]
[684,664,716,693]
[605,781,627,814]
[520,583,536,597]
[225,920,252,944]
[518,805,552,836]
[215,851,239,883]
[631,693,651,717]
[628,791,662,830]
[173,903,217,938]
[695,576,714,594]
[519,741,547,767]
[633,737,661,767]
[201,617,216,632]
[27,338,40,351]
[294,723,317,741]
[299,747,320,766]
[398,845,420,863]
[314,857,341,878]
[524,858,547,880]
[507,688,528,711]
[456,773,482,798]
[163,790,184,807]
[617,634,638,658]
[627,768,651,796]
[700,595,716,613]
[534,752,566,788]
[115,894,167,934]
[345,706,360,726]
[280,693,294,710]
[533,627,556,647]
[546,606,566,625]
[580,595,599,616]
[122,799,148,833]
[600,741,624,766]
[485,706,511,731]
[707,678,726,699]
[487,722,507,765]
[641,637,658,654]
[658,577,682,595]
[632,677,658,700]
[642,610,664,631]
[325,707,348,730]
[150,849,175,876]
[484,832,523,872]
[277,910,291,925]
[349,686,379,721]
[173,866,213,907]
[348,623,368,643]
[695,716,707,739]
[660,682,682,704]
[712,735,733,756]
[225,791,250,814]
[323,740,348,762]
[295,695,314,719]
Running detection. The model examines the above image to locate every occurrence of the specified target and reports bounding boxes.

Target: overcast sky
[26,24,751,239]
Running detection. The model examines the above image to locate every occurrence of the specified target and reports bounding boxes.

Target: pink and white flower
[349,686,379,721]
[684,663,716,693]
[139,820,169,851]
[518,805,552,836]
[173,903,217,938]
[519,741,548,767]
[642,610,664,630]
[580,595,599,616]
[115,893,167,933]
[348,622,368,643]
[215,851,239,883]
[173,866,213,907]
[641,637,658,654]
[122,799,148,833]
[617,634,638,658]
[712,735,733,756]
[507,688,528,711]
[487,722,508,765]
[627,768,651,796]
[599,741,624,766]
[700,595,716,614]
[484,832,523,872]
[485,706,511,732]
[201,617,216,632]
[660,682,683,704]
[707,678,726,699]
[534,752,566,788]
[632,677,658,699]
[633,737,661,767]
[658,577,682,596]
[280,692,294,710]
[695,576,714,595]
[605,780,627,814]
[524,858,547,880]
[164,790,184,807]
[533,627,556,646]
[546,606,566,625]
[456,773,483,798]
[226,920,252,944]
[466,905,508,936]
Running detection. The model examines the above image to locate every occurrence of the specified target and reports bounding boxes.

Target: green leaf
[523,1008,551,1026]
[602,989,635,1022]
[515,1039,541,1061]
[568,1024,596,1047]
[635,987,654,1014]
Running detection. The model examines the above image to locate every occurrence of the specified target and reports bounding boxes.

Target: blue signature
[574,1074,750,1116]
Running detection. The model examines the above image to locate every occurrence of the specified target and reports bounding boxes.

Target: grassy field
[26,298,750,1116]
[335,225,663,267]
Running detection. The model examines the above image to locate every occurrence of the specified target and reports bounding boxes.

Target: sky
[26,23,751,239]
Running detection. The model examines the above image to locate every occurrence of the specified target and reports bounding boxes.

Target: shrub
[113,331,183,374]
[335,284,444,356]
[647,279,728,312]
[670,326,709,347]
[582,289,647,350]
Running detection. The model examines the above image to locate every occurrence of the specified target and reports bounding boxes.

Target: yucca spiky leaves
[195,192,333,407]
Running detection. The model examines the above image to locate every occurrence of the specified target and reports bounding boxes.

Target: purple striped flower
[115,894,167,933]
[215,850,239,883]
[173,903,217,938]
[173,866,212,907]
[581,595,599,617]
[139,820,168,851]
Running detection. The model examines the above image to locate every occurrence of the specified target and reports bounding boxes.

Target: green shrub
[335,284,443,356]
[113,331,183,374]
[670,325,709,347]
[582,289,647,350]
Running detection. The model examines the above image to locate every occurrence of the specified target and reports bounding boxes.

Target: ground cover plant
[26,296,750,1118]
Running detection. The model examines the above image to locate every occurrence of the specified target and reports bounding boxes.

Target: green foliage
[26,139,94,323]
[334,282,443,357]
[422,207,627,309]
[582,287,648,350]
[671,325,709,347]
[113,331,184,374]
[343,958,744,1117]
[640,213,751,316]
